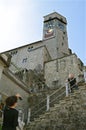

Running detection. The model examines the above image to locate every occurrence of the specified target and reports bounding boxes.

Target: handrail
[50,91,65,105]
[27,77,79,123]
[0,110,3,124]
[31,86,65,112]
[31,103,46,117]
[31,97,47,111]
[50,86,64,97]
[65,77,78,96]
[30,86,65,121]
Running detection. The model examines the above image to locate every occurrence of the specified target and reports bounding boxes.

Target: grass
[0,125,1,130]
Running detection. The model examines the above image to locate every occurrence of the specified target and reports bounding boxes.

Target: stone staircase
[25,84,86,130]
[29,86,65,122]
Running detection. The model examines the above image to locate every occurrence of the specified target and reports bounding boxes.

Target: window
[62,36,64,40]
[56,60,58,71]
[60,18,63,22]
[10,50,18,56]
[57,47,59,51]
[22,58,27,63]
[60,59,66,70]
[58,22,64,30]
[62,42,64,46]
[27,46,33,52]
[71,59,73,64]
[63,31,66,35]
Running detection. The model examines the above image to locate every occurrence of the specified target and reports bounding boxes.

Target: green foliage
[0,125,2,130]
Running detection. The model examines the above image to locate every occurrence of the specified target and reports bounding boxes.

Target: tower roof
[44,12,67,24]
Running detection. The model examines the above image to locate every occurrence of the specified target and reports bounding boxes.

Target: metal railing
[84,71,86,83]
[0,110,3,126]
[27,86,66,123]
[27,77,80,124]
[65,77,79,96]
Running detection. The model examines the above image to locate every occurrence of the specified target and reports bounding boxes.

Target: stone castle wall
[45,54,83,88]
[0,71,29,122]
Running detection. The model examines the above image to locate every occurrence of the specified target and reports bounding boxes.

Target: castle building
[3,12,84,89]
[0,53,30,122]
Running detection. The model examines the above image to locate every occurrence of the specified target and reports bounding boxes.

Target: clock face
[44,20,55,39]
[44,28,54,39]
[46,28,53,34]
[44,20,54,29]
[58,21,65,30]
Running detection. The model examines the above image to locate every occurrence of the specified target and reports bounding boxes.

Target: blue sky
[0,0,86,65]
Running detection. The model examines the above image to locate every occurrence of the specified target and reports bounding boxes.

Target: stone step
[25,85,86,130]
[29,87,66,122]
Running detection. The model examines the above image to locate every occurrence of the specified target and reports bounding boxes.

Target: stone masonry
[45,54,84,88]
[25,83,86,130]
[3,12,84,89]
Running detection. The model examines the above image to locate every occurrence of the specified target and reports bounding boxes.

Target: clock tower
[43,12,69,59]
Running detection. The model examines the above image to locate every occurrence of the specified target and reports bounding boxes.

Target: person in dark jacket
[68,74,78,92]
[2,94,22,130]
